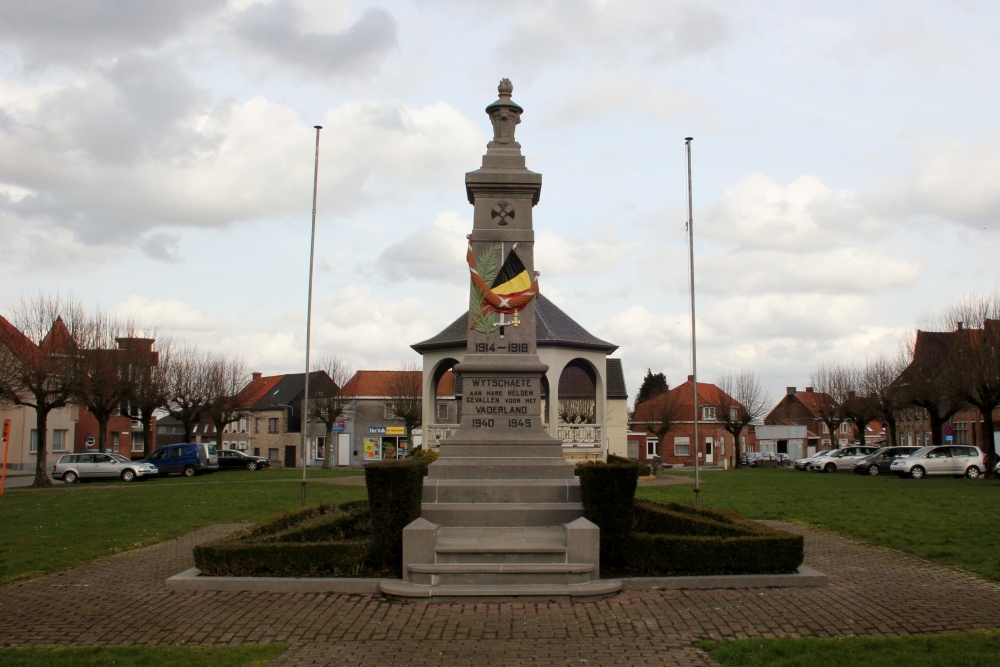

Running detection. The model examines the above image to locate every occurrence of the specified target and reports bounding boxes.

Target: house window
[255,418,260,434]
[51,429,67,452]
[728,406,738,421]
[384,402,395,419]
[240,418,247,433]
[436,402,449,421]
[674,436,690,457]
[954,422,969,445]
[822,438,831,448]
[701,406,716,421]
[646,438,658,457]
[112,433,120,453]
[925,431,931,445]
[132,433,144,452]
[268,418,279,434]
[29,429,39,453]
[268,448,279,461]
[907,432,912,446]
[916,432,922,447]
[838,438,848,446]
[193,424,199,434]
[821,423,829,434]
[840,422,850,434]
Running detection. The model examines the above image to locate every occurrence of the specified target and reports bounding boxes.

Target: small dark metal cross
[491,201,515,225]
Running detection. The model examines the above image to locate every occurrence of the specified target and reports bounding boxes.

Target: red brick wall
[74,410,134,456]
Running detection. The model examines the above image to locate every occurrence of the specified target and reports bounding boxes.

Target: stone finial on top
[485,78,523,150]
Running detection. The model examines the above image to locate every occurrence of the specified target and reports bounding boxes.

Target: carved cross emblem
[491,201,515,225]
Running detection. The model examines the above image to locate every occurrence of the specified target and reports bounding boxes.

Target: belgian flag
[491,249,531,295]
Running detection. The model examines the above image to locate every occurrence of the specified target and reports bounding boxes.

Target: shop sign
[369,426,386,435]
[369,426,406,436]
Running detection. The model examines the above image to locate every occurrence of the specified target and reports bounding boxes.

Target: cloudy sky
[1,0,998,404]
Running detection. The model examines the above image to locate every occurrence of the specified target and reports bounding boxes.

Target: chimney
[252,371,263,381]
[805,386,814,393]
[786,387,797,395]
[957,322,964,331]
[687,375,694,382]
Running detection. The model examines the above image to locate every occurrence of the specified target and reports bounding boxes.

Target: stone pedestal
[381,80,618,600]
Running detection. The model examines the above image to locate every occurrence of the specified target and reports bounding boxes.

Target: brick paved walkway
[2,521,999,666]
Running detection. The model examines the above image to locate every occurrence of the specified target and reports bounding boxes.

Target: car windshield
[109,454,131,463]
[909,447,933,458]
[813,451,829,458]
[206,444,217,456]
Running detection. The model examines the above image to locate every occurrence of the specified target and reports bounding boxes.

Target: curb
[166,565,827,594]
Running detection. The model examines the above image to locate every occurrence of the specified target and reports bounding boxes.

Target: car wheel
[183,466,196,477]
[910,466,925,479]
[121,469,136,482]
[867,464,879,476]
[246,461,257,471]
[966,466,981,479]
[824,463,837,473]
[63,471,78,484]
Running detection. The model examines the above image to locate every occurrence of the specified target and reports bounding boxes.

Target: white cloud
[866,14,963,66]
[878,138,1000,228]
[377,211,470,282]
[535,223,637,277]
[701,173,890,251]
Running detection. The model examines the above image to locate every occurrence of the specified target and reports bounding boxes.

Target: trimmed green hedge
[193,500,389,577]
[607,454,652,476]
[576,461,640,567]
[623,500,804,576]
[364,459,426,566]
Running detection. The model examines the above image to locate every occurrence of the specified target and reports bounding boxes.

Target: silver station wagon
[889,445,986,479]
[53,452,159,483]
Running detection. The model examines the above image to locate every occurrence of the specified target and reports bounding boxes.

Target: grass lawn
[0,470,367,584]
[0,644,286,666]
[637,468,1000,581]
[701,629,1000,666]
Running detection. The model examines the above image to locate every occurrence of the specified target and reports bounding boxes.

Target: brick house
[234,371,334,467]
[765,386,858,456]
[630,376,748,467]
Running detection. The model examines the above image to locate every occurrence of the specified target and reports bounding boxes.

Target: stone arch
[423,356,461,448]
[540,353,607,453]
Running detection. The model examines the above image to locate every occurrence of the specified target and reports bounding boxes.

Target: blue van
[142,443,219,477]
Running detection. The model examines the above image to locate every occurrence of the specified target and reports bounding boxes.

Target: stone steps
[434,526,567,564]
[380,579,622,601]
[426,458,577,480]
[420,502,584,527]
[423,479,581,504]
[408,562,594,586]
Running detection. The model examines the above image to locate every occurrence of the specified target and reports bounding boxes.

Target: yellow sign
[385,426,405,436]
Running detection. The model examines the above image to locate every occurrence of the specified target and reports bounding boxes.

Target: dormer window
[701,406,716,421]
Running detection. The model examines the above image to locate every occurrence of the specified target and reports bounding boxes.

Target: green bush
[193,500,388,577]
[623,500,804,576]
[364,459,426,566]
[608,454,651,476]
[410,448,440,465]
[575,461,640,568]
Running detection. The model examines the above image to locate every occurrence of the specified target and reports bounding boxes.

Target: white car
[794,450,831,471]
[808,446,879,473]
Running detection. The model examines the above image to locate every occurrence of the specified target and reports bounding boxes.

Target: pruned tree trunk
[33,407,51,487]
[322,423,334,469]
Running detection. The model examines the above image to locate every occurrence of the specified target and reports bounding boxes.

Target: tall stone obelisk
[383,81,617,600]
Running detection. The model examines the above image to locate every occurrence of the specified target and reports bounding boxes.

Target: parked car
[140,442,219,477]
[742,452,761,467]
[794,450,832,471]
[890,445,986,479]
[217,449,270,470]
[808,446,879,472]
[851,446,921,476]
[776,453,792,467]
[751,452,777,468]
[53,452,158,483]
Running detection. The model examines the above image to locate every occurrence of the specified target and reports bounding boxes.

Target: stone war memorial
[381,79,618,599]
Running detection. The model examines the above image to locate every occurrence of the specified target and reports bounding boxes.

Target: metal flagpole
[302,125,322,507]
[685,137,700,506]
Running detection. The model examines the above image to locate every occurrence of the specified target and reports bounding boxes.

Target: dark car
[852,446,921,476]
[141,442,219,477]
[776,453,792,467]
[217,449,270,470]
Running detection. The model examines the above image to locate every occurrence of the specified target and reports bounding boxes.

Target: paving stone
[2,521,1000,665]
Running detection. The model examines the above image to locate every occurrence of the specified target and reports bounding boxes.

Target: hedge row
[624,500,804,576]
[193,500,384,577]
[607,454,652,476]
[365,459,426,565]
[576,461,640,567]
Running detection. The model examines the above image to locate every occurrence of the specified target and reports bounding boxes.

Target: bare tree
[862,352,907,451]
[75,312,141,455]
[943,292,1000,476]
[203,352,249,451]
[0,294,85,487]
[309,354,355,469]
[127,337,170,457]
[840,364,882,447]
[893,329,965,445]
[716,369,771,467]
[558,399,596,424]
[810,363,850,448]
[385,360,423,442]
[631,386,681,456]
[166,346,208,442]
